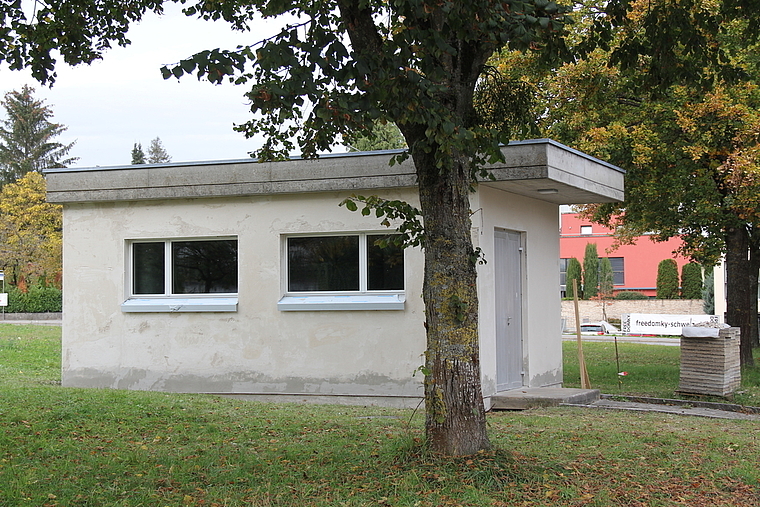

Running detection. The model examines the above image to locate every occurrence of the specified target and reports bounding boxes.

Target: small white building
[46,139,623,408]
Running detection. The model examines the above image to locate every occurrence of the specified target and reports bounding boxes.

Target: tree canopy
[504,1,760,365]
[0,171,62,285]
[147,137,172,164]
[131,143,146,164]
[344,120,406,152]
[0,86,77,186]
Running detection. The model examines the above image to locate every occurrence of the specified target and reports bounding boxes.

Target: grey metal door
[494,229,523,391]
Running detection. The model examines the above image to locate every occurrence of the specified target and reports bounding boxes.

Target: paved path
[0,318,61,326]
[563,333,680,346]
[567,399,760,421]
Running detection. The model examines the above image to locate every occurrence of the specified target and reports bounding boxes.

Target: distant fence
[561,300,705,331]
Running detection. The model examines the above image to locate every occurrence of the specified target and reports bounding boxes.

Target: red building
[560,211,689,297]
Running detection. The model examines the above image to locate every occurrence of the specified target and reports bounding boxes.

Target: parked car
[580,323,605,335]
[578,321,620,335]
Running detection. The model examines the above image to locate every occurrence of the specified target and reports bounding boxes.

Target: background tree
[656,259,680,299]
[503,4,760,365]
[582,243,599,300]
[599,257,614,299]
[147,137,171,164]
[680,262,703,299]
[565,257,583,299]
[131,143,146,164]
[703,268,716,315]
[345,121,406,152]
[0,86,77,186]
[0,171,62,286]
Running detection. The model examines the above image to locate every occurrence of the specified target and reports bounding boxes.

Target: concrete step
[490,387,600,410]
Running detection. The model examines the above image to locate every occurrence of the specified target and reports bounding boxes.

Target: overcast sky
[1,6,320,168]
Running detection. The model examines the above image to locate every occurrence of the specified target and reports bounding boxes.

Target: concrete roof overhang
[45,139,623,205]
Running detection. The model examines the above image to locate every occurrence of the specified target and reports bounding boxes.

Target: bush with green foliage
[680,262,703,299]
[582,243,599,300]
[565,257,583,299]
[4,285,62,313]
[703,269,715,314]
[656,259,680,299]
[614,291,649,300]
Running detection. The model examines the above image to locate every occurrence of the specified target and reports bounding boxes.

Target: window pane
[559,258,568,286]
[133,242,165,294]
[367,235,404,290]
[172,240,238,294]
[288,236,359,291]
[610,257,625,285]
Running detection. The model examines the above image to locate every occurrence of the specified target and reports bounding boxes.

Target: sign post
[0,270,5,319]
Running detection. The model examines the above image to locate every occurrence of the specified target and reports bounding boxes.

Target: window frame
[278,232,406,311]
[122,236,239,313]
[609,257,625,286]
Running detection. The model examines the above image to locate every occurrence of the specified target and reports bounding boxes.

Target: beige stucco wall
[475,185,563,392]
[62,189,428,405]
[61,184,564,405]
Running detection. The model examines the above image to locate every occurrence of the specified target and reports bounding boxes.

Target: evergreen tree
[599,257,614,299]
[680,262,703,299]
[0,86,77,186]
[656,259,680,299]
[565,257,583,299]
[703,268,715,314]
[582,243,599,300]
[131,143,145,164]
[147,137,171,164]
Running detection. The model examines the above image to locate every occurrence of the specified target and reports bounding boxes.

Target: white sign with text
[621,313,720,335]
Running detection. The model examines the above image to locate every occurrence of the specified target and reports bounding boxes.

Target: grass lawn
[563,340,760,406]
[1,325,759,506]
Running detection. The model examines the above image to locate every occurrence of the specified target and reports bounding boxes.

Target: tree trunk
[724,225,755,367]
[749,236,759,350]
[412,147,491,456]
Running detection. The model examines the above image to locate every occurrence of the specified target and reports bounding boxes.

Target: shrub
[4,285,62,313]
[599,257,614,298]
[582,243,599,300]
[656,259,680,299]
[614,291,648,300]
[680,262,703,299]
[565,257,583,299]
[703,269,715,314]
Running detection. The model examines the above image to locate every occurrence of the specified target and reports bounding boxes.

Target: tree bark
[724,225,755,367]
[748,229,760,350]
[412,147,491,456]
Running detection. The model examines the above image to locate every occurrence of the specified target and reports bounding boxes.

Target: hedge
[614,291,649,300]
[4,286,62,313]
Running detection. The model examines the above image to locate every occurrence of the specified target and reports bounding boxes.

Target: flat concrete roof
[45,139,624,205]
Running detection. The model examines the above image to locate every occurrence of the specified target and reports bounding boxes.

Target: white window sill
[277,294,405,311]
[121,297,238,313]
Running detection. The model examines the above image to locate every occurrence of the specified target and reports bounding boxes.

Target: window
[559,258,569,287]
[279,233,405,311]
[580,225,592,235]
[123,238,238,312]
[610,257,624,285]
